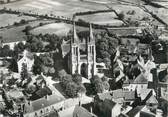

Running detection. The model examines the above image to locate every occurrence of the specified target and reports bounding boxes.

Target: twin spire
[72,22,94,43]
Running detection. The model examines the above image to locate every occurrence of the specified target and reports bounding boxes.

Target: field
[30,22,92,36]
[0,19,54,43]
[0,0,167,43]
[30,23,72,36]
[76,12,123,26]
[0,13,35,27]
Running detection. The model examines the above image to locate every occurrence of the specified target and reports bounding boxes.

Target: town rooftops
[73,105,97,117]
[34,86,52,99]
[126,105,145,117]
[96,89,135,102]
[18,50,34,61]
[146,95,158,104]
[103,99,117,109]
[25,94,64,114]
[133,74,148,84]
[7,89,25,100]
[140,111,156,117]
[138,89,153,101]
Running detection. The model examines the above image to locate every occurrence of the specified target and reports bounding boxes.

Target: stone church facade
[68,23,96,78]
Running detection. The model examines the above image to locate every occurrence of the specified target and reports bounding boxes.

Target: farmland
[0,13,35,27]
[0,0,167,43]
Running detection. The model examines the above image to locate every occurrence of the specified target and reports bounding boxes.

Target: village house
[58,105,97,117]
[17,50,34,73]
[23,94,64,117]
[126,105,156,117]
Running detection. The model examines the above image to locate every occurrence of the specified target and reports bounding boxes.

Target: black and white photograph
[0,0,168,117]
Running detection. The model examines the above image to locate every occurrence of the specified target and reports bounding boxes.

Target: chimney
[28,101,31,106]
[79,100,81,106]
[90,106,93,114]
[45,95,48,100]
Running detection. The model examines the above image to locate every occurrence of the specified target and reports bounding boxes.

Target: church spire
[72,22,79,43]
[89,23,94,42]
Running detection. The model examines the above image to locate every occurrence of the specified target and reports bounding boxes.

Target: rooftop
[126,105,145,117]
[25,94,64,114]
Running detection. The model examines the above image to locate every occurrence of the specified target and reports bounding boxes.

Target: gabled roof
[35,87,52,99]
[73,106,96,117]
[25,94,64,113]
[18,50,34,61]
[97,89,135,101]
[97,92,112,101]
[126,105,145,117]
[103,99,117,109]
[138,89,153,101]
[140,111,156,117]
[48,111,59,117]
[146,95,158,104]
[134,74,148,84]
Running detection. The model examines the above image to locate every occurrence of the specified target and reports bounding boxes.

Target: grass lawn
[0,13,36,27]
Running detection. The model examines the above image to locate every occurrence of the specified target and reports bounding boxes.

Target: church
[61,23,105,79]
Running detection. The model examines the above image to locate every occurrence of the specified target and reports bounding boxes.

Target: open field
[0,19,54,43]
[30,23,72,36]
[76,12,123,26]
[30,22,94,36]
[0,13,36,27]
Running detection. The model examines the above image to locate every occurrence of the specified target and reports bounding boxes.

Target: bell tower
[87,24,96,78]
[70,22,80,74]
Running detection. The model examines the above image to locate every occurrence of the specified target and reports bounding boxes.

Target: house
[123,73,148,92]
[0,95,5,112]
[126,105,155,117]
[30,86,52,100]
[146,95,158,112]
[24,94,64,117]
[35,74,47,88]
[95,99,122,117]
[17,50,34,73]
[7,89,25,103]
[94,89,136,104]
[2,41,26,50]
[58,105,97,117]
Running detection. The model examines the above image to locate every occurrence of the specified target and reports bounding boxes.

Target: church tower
[69,23,96,78]
[87,24,96,78]
[70,22,80,74]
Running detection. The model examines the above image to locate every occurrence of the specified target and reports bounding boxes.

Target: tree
[65,82,78,98]
[94,81,104,93]
[20,63,29,81]
[118,12,125,20]
[60,74,73,88]
[58,69,67,78]
[90,75,105,93]
[26,84,37,94]
[78,84,86,95]
[102,81,110,91]
[72,74,82,85]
